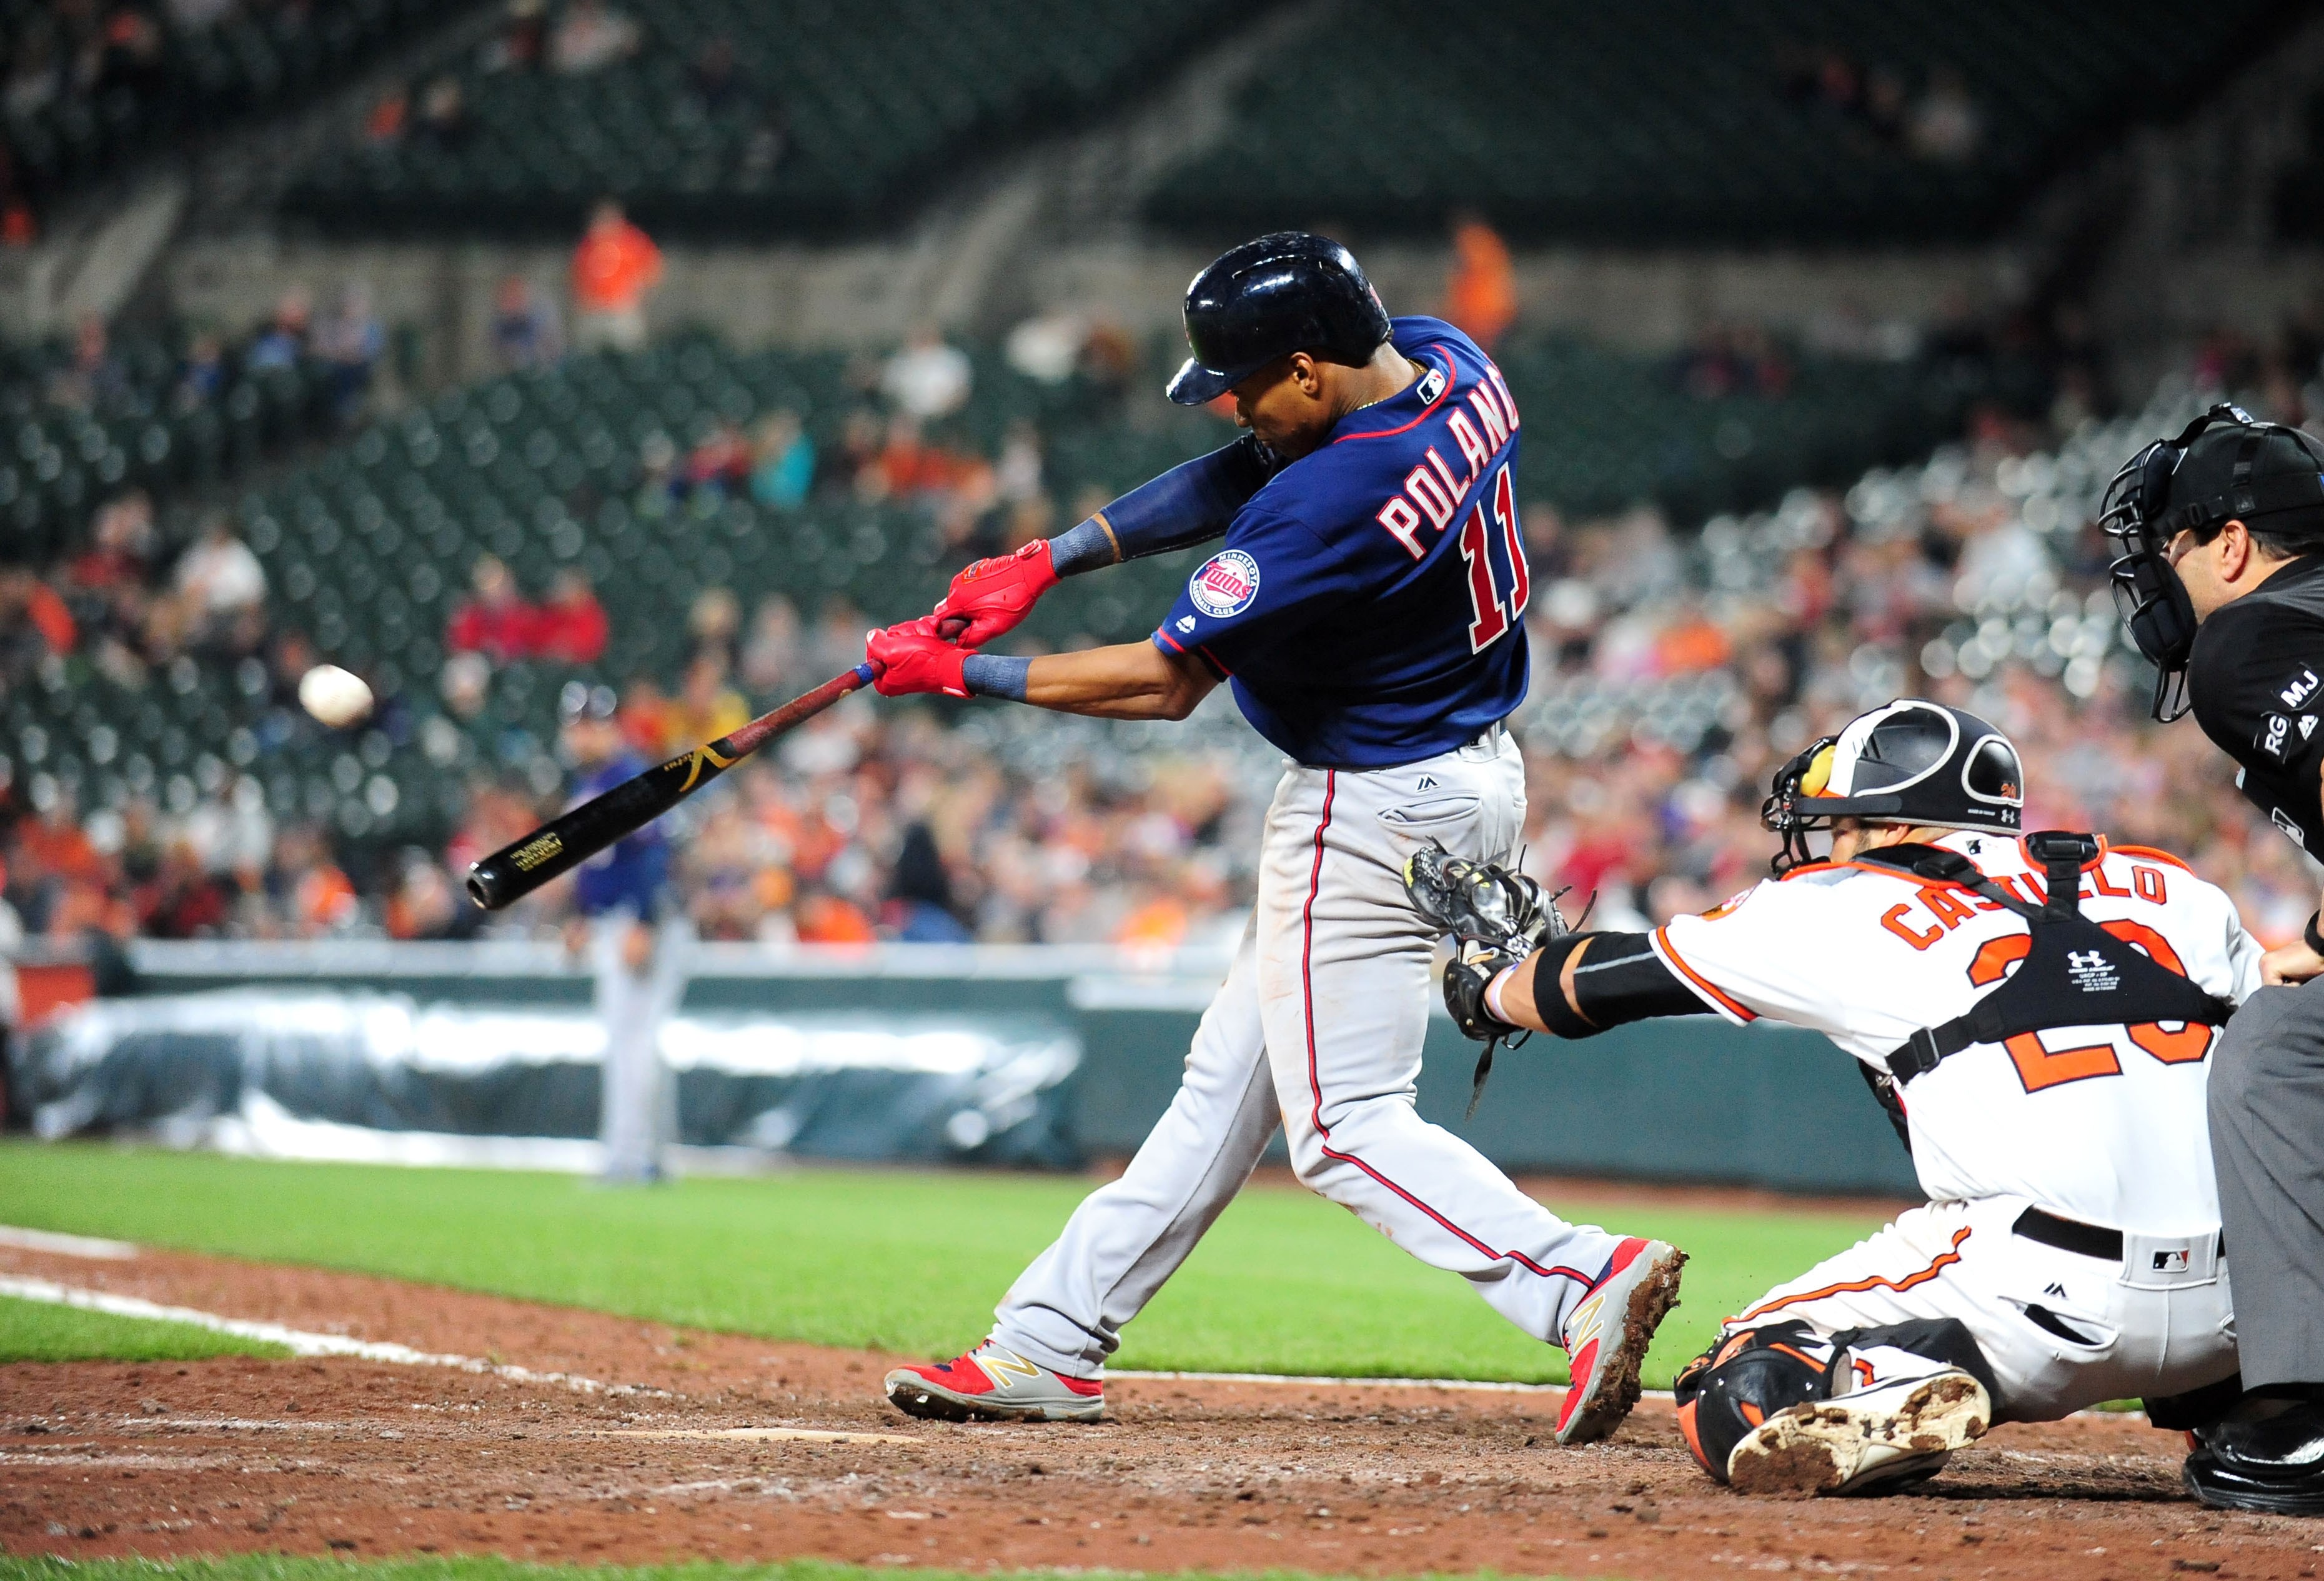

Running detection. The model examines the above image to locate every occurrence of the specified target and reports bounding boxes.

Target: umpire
[2107,402,2324,1512]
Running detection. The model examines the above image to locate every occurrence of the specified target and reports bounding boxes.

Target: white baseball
[298,664,374,728]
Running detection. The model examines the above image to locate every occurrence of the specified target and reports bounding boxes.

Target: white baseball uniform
[991,729,1631,1376]
[1658,829,2265,1419]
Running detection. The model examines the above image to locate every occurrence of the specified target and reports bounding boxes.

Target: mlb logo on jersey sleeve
[1189,550,1261,617]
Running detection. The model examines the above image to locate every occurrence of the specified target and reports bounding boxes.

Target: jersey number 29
[1461,465,1529,653]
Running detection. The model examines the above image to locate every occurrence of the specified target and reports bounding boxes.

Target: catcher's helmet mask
[2103,401,2324,722]
[1761,700,2025,875]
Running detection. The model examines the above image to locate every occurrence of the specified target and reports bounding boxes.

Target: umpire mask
[1760,701,2024,875]
[2104,402,2324,722]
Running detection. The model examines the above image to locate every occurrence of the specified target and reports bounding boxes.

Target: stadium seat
[1143,0,2283,244]
[281,0,1250,238]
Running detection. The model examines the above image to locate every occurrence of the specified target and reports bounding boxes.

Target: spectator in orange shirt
[1443,214,1517,352]
[571,199,662,353]
[1652,599,1734,674]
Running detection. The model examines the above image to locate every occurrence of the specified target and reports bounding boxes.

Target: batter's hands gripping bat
[465,662,878,910]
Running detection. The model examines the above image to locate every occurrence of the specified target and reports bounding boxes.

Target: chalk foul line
[0,1274,655,1396]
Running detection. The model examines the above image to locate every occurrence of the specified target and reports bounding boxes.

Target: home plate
[599,1427,920,1445]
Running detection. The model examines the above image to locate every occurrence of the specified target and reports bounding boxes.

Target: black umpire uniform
[2107,402,2324,1513]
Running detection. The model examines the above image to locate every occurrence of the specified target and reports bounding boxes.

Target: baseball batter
[1408,699,2261,1494]
[868,232,1684,1445]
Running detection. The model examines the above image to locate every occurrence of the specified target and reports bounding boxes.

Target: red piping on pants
[1299,769,1597,1287]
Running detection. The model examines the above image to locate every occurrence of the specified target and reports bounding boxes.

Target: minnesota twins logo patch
[1188,550,1260,618]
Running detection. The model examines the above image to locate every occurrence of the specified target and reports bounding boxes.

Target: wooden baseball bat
[465,662,878,911]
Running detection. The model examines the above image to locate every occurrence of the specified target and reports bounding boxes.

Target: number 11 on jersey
[1461,464,1529,652]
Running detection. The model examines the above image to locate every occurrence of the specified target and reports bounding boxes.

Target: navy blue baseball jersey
[1152,316,1531,767]
[571,751,671,919]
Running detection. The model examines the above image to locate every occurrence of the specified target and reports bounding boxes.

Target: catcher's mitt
[1401,842,1573,1115]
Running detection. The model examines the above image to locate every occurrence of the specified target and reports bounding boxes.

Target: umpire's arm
[2265,757,2324,986]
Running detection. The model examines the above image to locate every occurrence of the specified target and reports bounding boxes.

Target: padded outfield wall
[6,940,1917,1197]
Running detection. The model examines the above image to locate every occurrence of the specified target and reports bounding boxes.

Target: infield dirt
[2,1236,2318,1580]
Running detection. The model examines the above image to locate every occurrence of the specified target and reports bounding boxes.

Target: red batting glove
[866,618,971,699]
[931,538,1060,647]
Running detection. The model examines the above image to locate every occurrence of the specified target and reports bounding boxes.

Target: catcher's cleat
[1726,1367,1990,1497]
[884,1341,1105,1423]
[1556,1237,1687,1446]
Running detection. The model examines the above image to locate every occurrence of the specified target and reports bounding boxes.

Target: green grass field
[0,1142,1884,1387]
[0,1294,289,1364]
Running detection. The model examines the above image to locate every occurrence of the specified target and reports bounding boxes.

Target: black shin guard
[1674,1318,2000,1482]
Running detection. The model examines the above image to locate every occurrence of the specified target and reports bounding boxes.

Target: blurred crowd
[7,282,2324,976]
[1775,41,1985,164]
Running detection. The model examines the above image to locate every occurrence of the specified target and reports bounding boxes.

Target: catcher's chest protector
[1864,832,2232,1089]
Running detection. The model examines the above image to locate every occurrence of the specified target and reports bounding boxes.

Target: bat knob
[465,860,507,910]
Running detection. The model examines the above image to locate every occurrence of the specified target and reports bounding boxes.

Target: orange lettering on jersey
[2100,917,2187,974]
[1967,933,2032,986]
[1967,916,2211,1089]
[2133,865,2168,905]
[2005,1030,2122,1092]
[1922,886,1977,930]
[2090,864,2133,899]
[2129,1022,2215,1064]
[1882,903,1944,950]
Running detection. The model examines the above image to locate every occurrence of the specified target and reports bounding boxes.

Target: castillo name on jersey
[1153,316,1531,768]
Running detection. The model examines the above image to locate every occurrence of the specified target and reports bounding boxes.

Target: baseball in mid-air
[298,664,374,729]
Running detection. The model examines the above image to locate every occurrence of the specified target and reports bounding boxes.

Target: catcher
[1408,699,2261,1495]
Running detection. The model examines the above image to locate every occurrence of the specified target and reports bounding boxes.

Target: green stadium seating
[0,0,472,222]
[2,326,1969,853]
[1145,0,2287,244]
[283,0,1250,238]
[0,329,330,566]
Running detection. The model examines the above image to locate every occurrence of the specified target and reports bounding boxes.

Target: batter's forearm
[1048,437,1280,575]
[981,641,1218,721]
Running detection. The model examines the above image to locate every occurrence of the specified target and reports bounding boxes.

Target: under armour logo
[2067,950,2120,992]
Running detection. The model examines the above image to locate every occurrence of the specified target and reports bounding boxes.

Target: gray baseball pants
[990,729,1629,1377]
[2210,983,2324,1388]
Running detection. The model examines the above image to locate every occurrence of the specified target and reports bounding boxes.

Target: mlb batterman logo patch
[1188,549,1261,618]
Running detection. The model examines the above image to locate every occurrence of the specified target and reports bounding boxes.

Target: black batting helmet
[1760,700,2025,874]
[1164,231,1393,406]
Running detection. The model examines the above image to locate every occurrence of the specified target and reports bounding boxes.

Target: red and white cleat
[1555,1237,1687,1446]
[883,1340,1106,1422]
